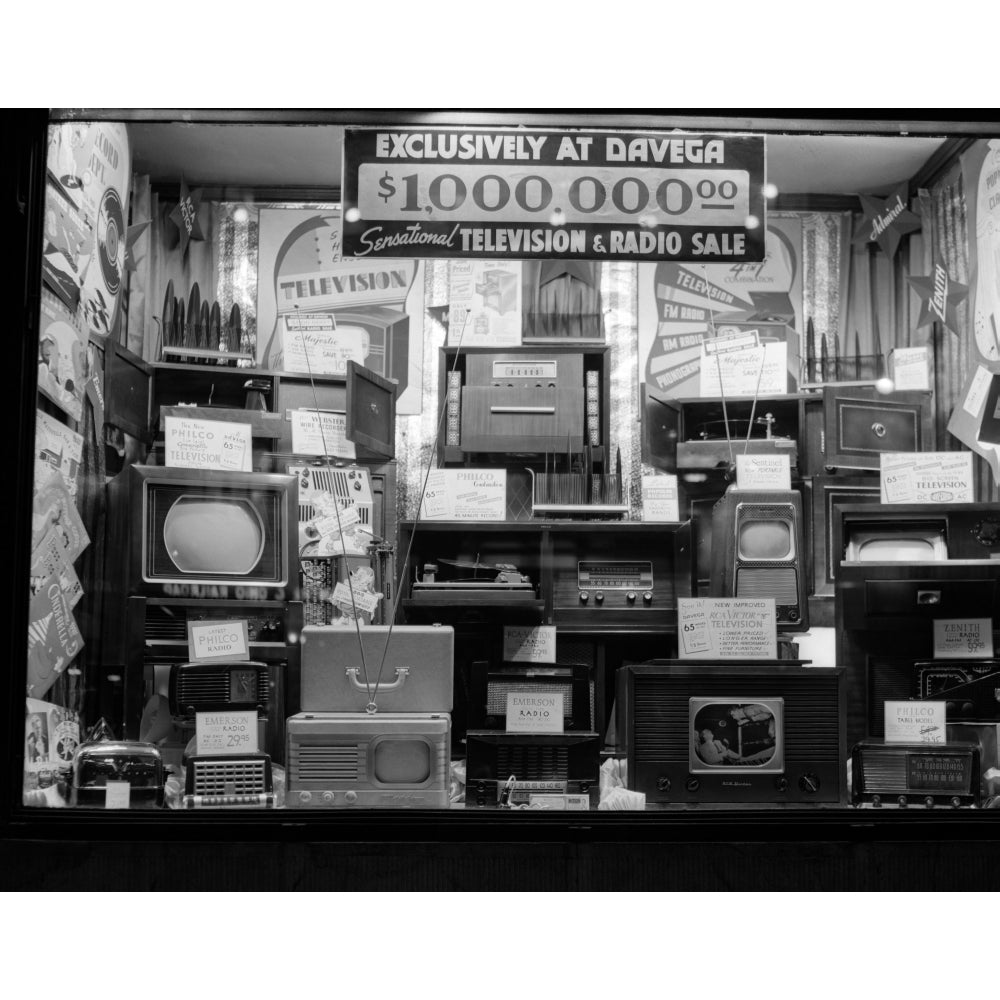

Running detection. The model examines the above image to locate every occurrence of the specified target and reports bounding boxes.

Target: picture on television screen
[689,698,783,771]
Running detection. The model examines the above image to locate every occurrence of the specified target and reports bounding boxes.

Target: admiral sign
[342,128,766,263]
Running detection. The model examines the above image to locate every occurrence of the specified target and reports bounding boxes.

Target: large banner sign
[341,128,766,263]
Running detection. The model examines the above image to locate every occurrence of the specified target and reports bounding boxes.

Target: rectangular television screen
[689,697,784,775]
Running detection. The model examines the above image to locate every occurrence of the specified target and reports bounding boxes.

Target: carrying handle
[346,666,408,692]
[490,405,556,415]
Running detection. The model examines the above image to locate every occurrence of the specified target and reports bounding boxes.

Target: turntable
[409,557,539,608]
[677,411,798,471]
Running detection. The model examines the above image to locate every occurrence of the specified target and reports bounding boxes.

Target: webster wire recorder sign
[341,128,766,262]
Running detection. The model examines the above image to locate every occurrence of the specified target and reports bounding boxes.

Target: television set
[618,662,845,805]
[709,487,809,631]
[285,712,451,809]
[834,502,1000,567]
[106,464,298,602]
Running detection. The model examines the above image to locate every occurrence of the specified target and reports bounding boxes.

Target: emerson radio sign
[341,127,766,263]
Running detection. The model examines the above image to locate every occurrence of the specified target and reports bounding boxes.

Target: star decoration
[852,181,922,258]
[427,304,450,327]
[124,219,151,272]
[907,256,969,334]
[168,178,206,256]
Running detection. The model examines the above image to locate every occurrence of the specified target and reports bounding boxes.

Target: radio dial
[322,791,334,803]
[299,791,312,803]
[798,774,820,794]
[684,777,700,793]
[579,591,589,604]
[626,591,636,604]
[595,591,605,605]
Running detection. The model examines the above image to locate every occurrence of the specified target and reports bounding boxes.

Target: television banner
[341,128,766,263]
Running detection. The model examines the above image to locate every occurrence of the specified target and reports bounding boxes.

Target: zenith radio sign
[341,128,766,263]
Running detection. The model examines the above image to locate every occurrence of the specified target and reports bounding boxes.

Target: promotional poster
[256,207,425,414]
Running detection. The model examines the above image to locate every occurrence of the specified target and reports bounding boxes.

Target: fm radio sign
[341,127,766,262]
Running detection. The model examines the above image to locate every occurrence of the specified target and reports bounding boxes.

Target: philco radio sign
[341,128,766,263]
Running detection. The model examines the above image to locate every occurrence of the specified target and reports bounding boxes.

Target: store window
[17,112,1000,823]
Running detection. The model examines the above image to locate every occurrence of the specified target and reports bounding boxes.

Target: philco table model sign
[342,128,766,262]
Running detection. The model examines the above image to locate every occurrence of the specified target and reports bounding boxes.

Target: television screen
[738,519,793,560]
[373,738,431,784]
[845,529,947,562]
[688,696,784,775]
[163,496,265,575]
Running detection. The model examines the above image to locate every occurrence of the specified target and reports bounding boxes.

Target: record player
[409,556,537,609]
[677,411,798,471]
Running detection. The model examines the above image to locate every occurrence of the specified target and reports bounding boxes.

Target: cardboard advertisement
[256,207,425,414]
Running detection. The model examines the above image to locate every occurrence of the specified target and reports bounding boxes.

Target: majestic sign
[342,128,766,262]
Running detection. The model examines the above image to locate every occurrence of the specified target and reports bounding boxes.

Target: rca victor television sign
[341,128,766,263]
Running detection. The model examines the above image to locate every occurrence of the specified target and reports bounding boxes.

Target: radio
[285,712,451,809]
[70,741,165,808]
[183,752,275,808]
[459,351,588,453]
[916,660,1000,722]
[551,522,692,628]
[467,660,592,731]
[851,740,982,808]
[300,624,454,713]
[619,663,845,805]
[710,487,809,631]
[464,731,600,807]
[290,463,374,534]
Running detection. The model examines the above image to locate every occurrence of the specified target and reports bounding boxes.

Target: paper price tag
[736,454,791,491]
[506,692,564,733]
[884,701,946,744]
[503,625,557,663]
[641,474,680,521]
[677,597,777,660]
[187,620,250,663]
[881,452,974,504]
[678,600,712,656]
[196,710,259,756]
[290,409,356,458]
[331,582,381,617]
[165,416,252,472]
[881,466,916,504]
[933,619,994,659]
[104,781,131,809]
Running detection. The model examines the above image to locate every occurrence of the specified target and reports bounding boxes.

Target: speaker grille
[736,566,798,604]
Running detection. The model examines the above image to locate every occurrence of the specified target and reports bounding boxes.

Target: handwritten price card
[196,710,259,756]
[678,598,777,660]
[165,416,251,472]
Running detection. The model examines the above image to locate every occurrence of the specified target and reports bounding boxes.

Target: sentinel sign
[342,128,766,262]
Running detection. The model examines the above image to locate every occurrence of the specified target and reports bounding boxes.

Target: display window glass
[14,111,1000,828]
